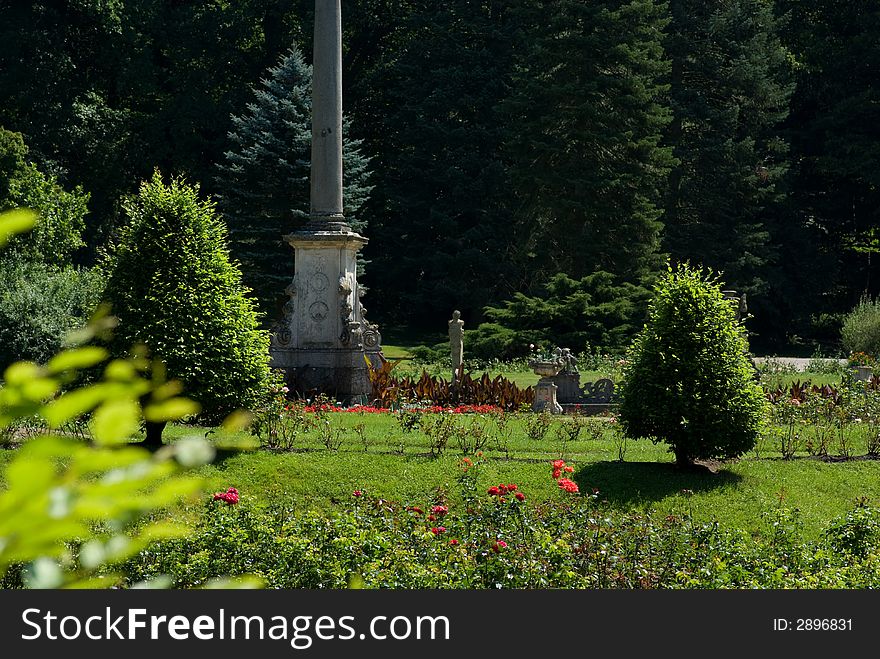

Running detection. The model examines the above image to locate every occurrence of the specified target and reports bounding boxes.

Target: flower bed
[296,403,502,414]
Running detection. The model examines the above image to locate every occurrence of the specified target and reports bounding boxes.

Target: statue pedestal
[551,372,581,404]
[533,378,563,414]
[269,224,381,403]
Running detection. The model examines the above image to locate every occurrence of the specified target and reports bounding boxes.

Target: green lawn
[141,412,880,540]
[2,367,874,543]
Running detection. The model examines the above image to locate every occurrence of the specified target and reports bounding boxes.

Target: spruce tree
[216,46,372,319]
[664,0,794,301]
[357,1,516,328]
[101,171,271,444]
[468,271,652,359]
[503,0,674,288]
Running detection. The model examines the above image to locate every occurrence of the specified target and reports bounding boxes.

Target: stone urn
[529,359,563,377]
[851,365,873,382]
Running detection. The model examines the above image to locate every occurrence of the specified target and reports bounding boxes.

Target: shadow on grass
[575,460,743,506]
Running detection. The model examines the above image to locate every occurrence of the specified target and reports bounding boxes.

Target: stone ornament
[309,300,329,322]
[448,310,464,381]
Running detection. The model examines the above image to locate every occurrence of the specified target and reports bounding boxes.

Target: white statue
[448,310,464,382]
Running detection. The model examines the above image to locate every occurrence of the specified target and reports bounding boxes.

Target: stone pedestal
[551,372,581,404]
[269,224,382,403]
[852,365,873,382]
[533,379,563,414]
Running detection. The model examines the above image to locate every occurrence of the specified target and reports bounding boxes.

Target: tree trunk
[140,419,167,451]
[674,445,692,468]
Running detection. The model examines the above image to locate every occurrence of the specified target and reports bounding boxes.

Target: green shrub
[824,499,880,558]
[100,171,271,426]
[0,208,220,589]
[0,128,88,266]
[120,492,880,589]
[618,263,768,466]
[841,296,880,359]
[468,271,651,360]
[0,259,104,370]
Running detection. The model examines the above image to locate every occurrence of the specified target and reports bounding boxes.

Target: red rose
[515,492,525,502]
[557,478,579,494]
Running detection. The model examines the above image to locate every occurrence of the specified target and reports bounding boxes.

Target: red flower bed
[294,403,502,414]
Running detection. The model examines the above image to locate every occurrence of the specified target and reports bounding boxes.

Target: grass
[2,367,875,543]
[141,409,880,541]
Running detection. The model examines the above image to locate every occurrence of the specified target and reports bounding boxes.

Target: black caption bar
[0,589,872,656]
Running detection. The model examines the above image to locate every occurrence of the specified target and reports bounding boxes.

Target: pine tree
[503,0,674,289]
[468,271,652,359]
[664,0,794,303]
[215,45,372,319]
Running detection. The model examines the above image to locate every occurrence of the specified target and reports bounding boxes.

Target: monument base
[270,346,382,404]
[532,379,563,414]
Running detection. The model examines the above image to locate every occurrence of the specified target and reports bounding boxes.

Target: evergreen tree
[357,0,516,328]
[782,1,880,312]
[664,0,794,303]
[503,0,674,288]
[216,46,372,318]
[468,271,651,359]
[101,172,271,442]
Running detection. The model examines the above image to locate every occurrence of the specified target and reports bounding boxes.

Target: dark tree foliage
[664,0,793,301]
[503,0,674,288]
[782,1,880,319]
[468,272,651,359]
[618,263,768,466]
[358,0,517,328]
[0,1,309,255]
[215,46,372,319]
[2,1,879,353]
[101,172,271,428]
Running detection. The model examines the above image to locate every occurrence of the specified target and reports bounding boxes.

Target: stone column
[310,0,345,227]
[268,0,382,402]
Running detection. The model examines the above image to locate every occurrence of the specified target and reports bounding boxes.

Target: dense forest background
[1,0,878,356]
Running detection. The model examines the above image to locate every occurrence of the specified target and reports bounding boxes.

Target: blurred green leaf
[46,347,109,374]
[23,557,64,589]
[0,209,38,246]
[91,397,141,445]
[170,436,216,468]
[42,385,112,427]
[222,409,253,433]
[144,397,201,422]
[4,361,42,386]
